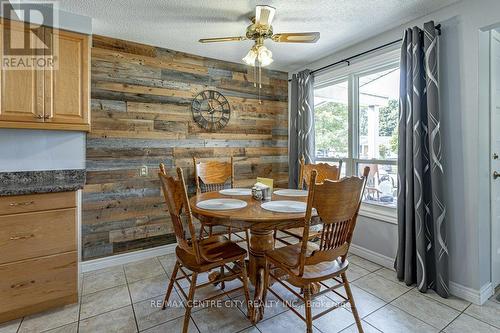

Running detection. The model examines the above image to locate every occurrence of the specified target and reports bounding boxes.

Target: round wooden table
[189,191,308,322]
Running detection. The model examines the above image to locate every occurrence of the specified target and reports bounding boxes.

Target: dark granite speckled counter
[0,169,86,196]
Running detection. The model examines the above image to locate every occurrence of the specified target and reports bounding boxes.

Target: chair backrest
[193,157,234,193]
[159,162,167,175]
[298,167,370,275]
[298,155,343,189]
[158,166,201,263]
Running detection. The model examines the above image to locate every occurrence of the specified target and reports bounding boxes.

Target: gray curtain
[289,70,315,189]
[395,21,449,298]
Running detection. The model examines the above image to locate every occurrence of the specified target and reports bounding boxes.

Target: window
[314,55,399,211]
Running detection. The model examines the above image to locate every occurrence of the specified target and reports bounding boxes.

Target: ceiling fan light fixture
[257,45,273,66]
[242,48,258,66]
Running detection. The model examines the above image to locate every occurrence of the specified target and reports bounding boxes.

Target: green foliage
[314,101,348,156]
[390,129,398,155]
[379,99,399,136]
[379,144,389,159]
[314,98,399,157]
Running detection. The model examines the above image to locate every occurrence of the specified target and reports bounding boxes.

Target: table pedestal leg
[248,229,274,323]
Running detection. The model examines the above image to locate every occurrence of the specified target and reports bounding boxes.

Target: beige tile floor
[1,253,499,333]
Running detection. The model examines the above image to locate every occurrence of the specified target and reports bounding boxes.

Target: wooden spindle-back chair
[158,166,251,333]
[298,155,343,190]
[264,167,369,333]
[276,155,343,245]
[194,157,234,194]
[193,157,249,249]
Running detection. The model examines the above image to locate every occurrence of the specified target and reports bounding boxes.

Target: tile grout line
[388,284,499,331]
[388,294,460,332]
[15,317,24,333]
[439,302,473,332]
[77,255,496,333]
[454,302,500,330]
[122,264,140,333]
[77,272,85,333]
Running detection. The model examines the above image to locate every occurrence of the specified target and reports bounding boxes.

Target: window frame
[313,49,400,223]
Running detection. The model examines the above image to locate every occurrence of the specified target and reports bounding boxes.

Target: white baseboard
[348,244,496,305]
[349,243,395,269]
[80,243,176,273]
[449,281,494,305]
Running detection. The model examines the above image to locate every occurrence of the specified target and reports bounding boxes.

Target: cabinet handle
[11,280,35,289]
[43,115,51,119]
[9,201,34,207]
[34,114,43,119]
[10,234,35,240]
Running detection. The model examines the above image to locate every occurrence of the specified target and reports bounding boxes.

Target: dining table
[189,189,311,323]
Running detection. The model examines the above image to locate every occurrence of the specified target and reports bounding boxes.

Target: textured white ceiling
[57,0,459,71]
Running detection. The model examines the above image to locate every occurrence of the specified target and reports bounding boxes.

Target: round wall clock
[191,90,231,132]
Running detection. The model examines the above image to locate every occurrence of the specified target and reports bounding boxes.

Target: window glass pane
[358,68,399,160]
[357,163,398,208]
[314,81,349,158]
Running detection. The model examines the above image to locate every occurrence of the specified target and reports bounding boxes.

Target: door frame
[490,29,500,290]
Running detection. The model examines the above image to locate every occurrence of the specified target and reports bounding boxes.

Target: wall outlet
[140,165,148,177]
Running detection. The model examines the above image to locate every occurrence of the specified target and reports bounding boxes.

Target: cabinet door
[0,20,44,123]
[44,28,89,127]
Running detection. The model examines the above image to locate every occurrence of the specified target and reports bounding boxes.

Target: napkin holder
[252,182,271,201]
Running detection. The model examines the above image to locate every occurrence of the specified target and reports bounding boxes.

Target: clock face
[191,90,230,132]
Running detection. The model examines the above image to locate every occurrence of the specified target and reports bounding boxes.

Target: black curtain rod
[289,24,441,81]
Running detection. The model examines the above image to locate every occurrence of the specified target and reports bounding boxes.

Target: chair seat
[266,242,319,269]
[281,226,322,239]
[176,236,247,272]
[290,258,348,283]
[266,242,349,283]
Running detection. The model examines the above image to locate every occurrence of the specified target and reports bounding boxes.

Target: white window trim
[359,203,397,224]
[314,47,400,224]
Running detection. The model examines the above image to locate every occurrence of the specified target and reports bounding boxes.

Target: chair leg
[220,266,225,289]
[228,226,232,241]
[240,259,251,318]
[303,285,313,333]
[199,224,206,239]
[182,272,198,333]
[261,259,271,312]
[342,272,363,333]
[162,260,180,310]
[245,229,250,251]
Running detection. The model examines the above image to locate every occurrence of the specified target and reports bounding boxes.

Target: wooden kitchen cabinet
[0,191,78,323]
[0,19,90,131]
[44,28,90,127]
[0,20,44,123]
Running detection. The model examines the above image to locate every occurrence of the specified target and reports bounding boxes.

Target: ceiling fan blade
[272,32,320,43]
[255,5,276,26]
[198,36,247,43]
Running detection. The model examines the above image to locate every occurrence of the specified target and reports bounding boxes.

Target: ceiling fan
[198,5,320,67]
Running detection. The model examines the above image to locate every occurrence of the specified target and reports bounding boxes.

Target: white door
[491,30,500,290]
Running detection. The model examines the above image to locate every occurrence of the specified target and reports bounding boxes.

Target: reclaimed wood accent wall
[83,35,289,260]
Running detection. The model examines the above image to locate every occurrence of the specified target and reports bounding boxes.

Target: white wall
[0,129,86,172]
[296,0,500,299]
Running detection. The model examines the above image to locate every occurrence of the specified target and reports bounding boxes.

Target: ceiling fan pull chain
[253,63,257,88]
[259,64,262,89]
[258,63,262,104]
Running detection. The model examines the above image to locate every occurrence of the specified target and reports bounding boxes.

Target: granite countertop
[0,169,86,196]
